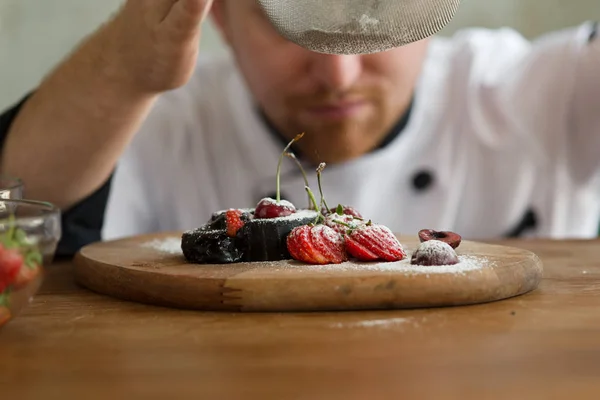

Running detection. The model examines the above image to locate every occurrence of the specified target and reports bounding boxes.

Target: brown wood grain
[2,238,600,399]
[72,232,543,312]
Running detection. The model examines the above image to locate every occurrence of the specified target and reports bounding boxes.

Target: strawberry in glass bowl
[0,199,61,328]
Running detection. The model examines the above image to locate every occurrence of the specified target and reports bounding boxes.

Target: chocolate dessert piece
[181,209,252,264]
[182,133,317,264]
[181,208,318,264]
[238,209,319,262]
[181,227,245,264]
[207,208,254,230]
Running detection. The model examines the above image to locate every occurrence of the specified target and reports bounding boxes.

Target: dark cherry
[257,132,303,219]
[254,198,296,219]
[418,229,462,249]
[411,240,459,266]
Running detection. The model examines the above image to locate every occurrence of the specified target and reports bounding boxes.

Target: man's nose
[310,54,363,91]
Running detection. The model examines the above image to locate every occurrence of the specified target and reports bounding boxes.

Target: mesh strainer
[257,0,462,55]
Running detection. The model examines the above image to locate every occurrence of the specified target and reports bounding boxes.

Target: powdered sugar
[249,208,319,224]
[257,197,295,209]
[141,237,182,255]
[211,207,254,217]
[265,254,491,275]
[140,236,491,276]
[311,224,344,245]
[358,14,380,31]
[324,213,365,234]
[412,240,459,266]
[391,254,488,274]
[415,240,455,255]
[330,317,411,329]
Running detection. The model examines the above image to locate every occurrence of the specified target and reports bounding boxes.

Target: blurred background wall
[0,0,598,110]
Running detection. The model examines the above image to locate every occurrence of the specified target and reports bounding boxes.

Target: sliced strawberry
[344,237,379,261]
[0,248,23,292]
[225,209,246,237]
[287,225,347,265]
[309,225,347,264]
[286,232,302,261]
[346,224,406,262]
[287,226,316,262]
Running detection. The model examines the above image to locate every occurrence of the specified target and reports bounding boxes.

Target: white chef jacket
[102,22,600,242]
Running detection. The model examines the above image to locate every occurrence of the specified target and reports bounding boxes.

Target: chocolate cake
[181,208,319,264]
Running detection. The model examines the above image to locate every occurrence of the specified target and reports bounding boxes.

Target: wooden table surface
[1,238,600,400]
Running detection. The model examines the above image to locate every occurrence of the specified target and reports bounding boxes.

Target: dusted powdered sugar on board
[140,237,493,276]
[142,237,182,255]
[261,255,492,275]
[77,232,543,312]
[330,317,413,329]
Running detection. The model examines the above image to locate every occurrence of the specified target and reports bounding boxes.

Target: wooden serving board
[73,232,543,312]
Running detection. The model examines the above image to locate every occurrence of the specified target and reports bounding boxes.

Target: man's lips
[305,100,368,119]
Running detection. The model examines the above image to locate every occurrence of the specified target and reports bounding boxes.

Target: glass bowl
[0,199,61,328]
[0,175,24,200]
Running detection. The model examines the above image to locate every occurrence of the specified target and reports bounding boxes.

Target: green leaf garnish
[0,290,11,308]
[25,251,43,270]
[0,213,43,270]
[14,228,26,244]
[6,213,15,244]
[336,204,344,216]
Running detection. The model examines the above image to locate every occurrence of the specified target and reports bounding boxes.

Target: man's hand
[99,0,214,94]
[1,0,214,210]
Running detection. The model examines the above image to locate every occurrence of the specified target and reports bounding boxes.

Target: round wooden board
[73,232,543,312]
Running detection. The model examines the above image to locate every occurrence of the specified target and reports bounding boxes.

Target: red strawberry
[12,262,41,290]
[323,205,363,219]
[287,224,347,265]
[0,247,24,293]
[324,213,366,235]
[345,224,406,262]
[225,209,246,237]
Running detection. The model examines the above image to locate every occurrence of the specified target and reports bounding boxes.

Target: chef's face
[211,0,429,164]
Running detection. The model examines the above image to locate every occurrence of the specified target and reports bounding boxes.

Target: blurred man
[0,0,598,256]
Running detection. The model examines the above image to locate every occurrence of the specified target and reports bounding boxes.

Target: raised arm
[0,0,213,209]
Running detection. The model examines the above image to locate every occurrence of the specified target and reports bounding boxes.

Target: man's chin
[291,122,388,164]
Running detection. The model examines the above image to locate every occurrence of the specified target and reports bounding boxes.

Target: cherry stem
[277,132,305,203]
[305,186,324,224]
[316,163,330,212]
[332,219,352,228]
[285,152,312,210]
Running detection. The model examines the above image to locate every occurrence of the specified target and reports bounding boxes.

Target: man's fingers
[163,0,214,39]
[124,0,178,24]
